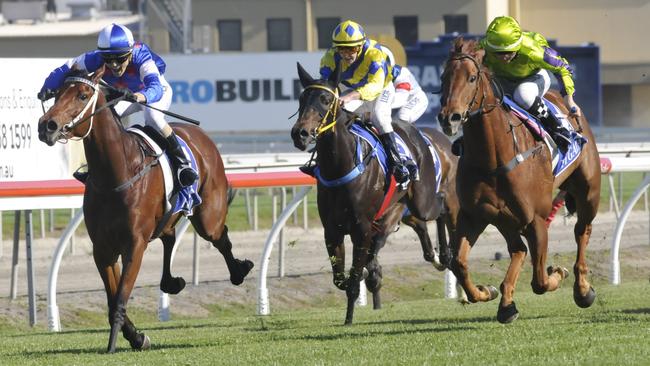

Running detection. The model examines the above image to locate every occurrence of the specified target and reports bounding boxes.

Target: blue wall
[405,34,602,127]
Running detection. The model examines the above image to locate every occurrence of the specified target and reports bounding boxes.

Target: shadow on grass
[14,342,205,357]
[282,324,477,342]
[620,308,650,315]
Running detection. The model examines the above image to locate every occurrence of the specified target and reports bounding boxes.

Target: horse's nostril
[450,113,463,123]
[46,120,59,133]
[299,129,309,138]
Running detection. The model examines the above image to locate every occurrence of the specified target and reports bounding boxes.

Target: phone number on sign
[0,123,32,150]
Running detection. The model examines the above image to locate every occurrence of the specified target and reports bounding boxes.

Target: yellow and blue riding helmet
[484,16,523,52]
[332,20,366,47]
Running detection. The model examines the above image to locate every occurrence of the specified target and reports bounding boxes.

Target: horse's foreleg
[449,212,497,303]
[108,241,149,353]
[573,219,596,307]
[344,229,372,325]
[524,216,569,295]
[159,235,186,294]
[324,227,346,290]
[495,228,528,323]
[210,225,254,285]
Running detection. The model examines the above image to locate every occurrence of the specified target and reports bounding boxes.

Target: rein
[303,84,340,136]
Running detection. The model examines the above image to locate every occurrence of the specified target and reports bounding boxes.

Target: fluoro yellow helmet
[332,20,366,47]
[484,16,523,52]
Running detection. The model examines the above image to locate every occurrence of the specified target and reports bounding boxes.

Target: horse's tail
[227,184,237,206]
[564,192,577,216]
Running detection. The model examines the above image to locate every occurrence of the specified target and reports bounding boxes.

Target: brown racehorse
[291,63,459,324]
[37,68,253,352]
[437,38,601,323]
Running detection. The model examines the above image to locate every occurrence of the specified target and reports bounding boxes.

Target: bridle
[300,84,340,138]
[58,76,100,141]
[443,53,500,122]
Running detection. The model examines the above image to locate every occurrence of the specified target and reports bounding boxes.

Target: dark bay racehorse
[437,38,601,323]
[37,68,253,352]
[291,63,459,324]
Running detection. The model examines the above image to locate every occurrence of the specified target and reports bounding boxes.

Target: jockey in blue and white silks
[38,23,198,187]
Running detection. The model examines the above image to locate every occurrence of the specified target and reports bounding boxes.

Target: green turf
[1,280,649,365]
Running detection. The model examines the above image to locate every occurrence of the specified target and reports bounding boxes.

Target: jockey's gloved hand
[37,88,55,101]
[121,89,138,103]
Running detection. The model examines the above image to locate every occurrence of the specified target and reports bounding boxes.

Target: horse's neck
[462,79,512,168]
[84,101,140,188]
[316,123,358,175]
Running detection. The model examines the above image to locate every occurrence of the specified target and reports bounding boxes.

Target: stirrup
[299,164,316,177]
[392,165,410,191]
[73,171,89,184]
[177,165,198,187]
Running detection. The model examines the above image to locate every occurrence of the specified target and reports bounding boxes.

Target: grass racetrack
[1,266,649,365]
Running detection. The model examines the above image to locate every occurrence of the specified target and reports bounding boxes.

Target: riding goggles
[100,52,131,64]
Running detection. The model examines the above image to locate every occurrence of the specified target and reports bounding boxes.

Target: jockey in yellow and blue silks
[38,23,197,187]
[480,16,578,150]
[319,20,412,188]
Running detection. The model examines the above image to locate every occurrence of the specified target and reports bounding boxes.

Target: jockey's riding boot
[380,132,410,190]
[165,132,198,187]
[528,96,571,151]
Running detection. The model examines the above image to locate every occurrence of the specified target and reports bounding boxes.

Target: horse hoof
[230,259,254,285]
[130,333,151,351]
[574,286,596,308]
[547,266,570,280]
[477,285,499,301]
[160,277,186,295]
[497,302,519,324]
[431,254,446,271]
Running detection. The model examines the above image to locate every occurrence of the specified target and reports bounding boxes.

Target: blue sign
[405,34,602,127]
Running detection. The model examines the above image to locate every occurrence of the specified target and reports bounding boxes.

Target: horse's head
[290,62,342,151]
[438,38,487,136]
[38,67,105,146]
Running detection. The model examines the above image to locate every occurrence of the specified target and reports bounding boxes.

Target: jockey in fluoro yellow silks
[480,16,579,150]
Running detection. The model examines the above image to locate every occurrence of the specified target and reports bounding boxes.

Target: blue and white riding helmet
[97,23,134,56]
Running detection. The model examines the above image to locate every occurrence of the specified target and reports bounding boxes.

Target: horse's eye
[319,95,331,105]
[469,75,477,83]
[79,93,88,101]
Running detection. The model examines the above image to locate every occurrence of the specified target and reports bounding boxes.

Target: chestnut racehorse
[37,68,253,352]
[437,38,600,323]
[291,63,459,325]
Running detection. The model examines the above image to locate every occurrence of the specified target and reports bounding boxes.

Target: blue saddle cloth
[502,96,587,177]
[349,123,417,177]
[171,136,202,216]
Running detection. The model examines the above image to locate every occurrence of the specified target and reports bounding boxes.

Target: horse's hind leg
[213,225,253,285]
[495,228,528,323]
[159,234,186,294]
[570,191,598,308]
[523,215,569,295]
[366,234,388,310]
[449,212,498,303]
[402,215,444,270]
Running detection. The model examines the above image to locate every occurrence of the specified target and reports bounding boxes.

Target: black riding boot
[166,132,198,187]
[380,132,410,190]
[528,96,572,151]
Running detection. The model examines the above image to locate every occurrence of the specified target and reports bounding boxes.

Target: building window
[443,14,468,34]
[394,16,418,47]
[217,19,242,51]
[267,18,292,51]
[316,17,341,49]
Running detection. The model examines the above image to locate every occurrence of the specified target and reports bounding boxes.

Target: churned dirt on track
[0,211,648,327]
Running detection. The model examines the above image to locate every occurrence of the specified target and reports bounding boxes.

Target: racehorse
[37,68,254,352]
[291,63,459,324]
[437,38,601,323]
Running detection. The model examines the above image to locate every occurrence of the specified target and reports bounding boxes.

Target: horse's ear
[327,63,341,89]
[92,65,105,84]
[297,62,314,88]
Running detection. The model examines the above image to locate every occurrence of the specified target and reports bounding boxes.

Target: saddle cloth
[127,127,202,216]
[503,96,587,177]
